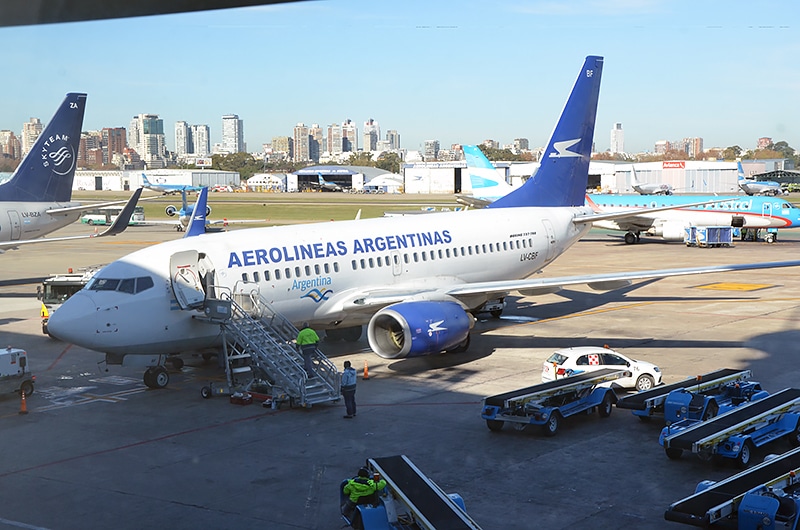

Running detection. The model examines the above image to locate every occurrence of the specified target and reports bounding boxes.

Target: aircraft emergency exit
[47,57,800,389]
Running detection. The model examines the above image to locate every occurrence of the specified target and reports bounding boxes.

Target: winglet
[183,187,209,238]
[489,56,603,208]
[95,187,144,237]
[0,93,86,202]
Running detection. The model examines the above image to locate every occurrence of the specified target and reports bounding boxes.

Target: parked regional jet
[456,145,520,208]
[631,166,673,195]
[0,93,142,251]
[737,162,784,196]
[141,173,203,195]
[310,174,343,192]
[587,193,800,244]
[145,187,261,232]
[47,56,800,388]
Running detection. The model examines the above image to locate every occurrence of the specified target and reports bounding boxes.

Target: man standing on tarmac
[296,322,319,377]
[341,360,357,418]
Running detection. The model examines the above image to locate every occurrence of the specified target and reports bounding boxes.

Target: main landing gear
[624,231,641,245]
[143,366,170,389]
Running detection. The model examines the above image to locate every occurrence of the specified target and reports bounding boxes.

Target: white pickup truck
[0,347,35,397]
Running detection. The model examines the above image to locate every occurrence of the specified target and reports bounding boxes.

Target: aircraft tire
[624,232,637,245]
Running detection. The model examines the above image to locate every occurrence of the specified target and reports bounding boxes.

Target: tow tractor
[481,368,626,436]
[37,266,101,336]
[0,347,35,397]
[665,446,800,528]
[616,369,761,423]
[660,388,800,468]
[339,454,482,530]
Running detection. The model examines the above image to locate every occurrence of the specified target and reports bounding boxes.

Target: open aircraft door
[170,250,206,310]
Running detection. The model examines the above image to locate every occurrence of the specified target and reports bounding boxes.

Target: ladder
[202,290,341,408]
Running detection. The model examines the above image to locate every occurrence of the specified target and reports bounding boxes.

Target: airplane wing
[578,197,725,226]
[0,187,143,251]
[340,258,800,312]
[455,194,492,209]
[45,194,158,215]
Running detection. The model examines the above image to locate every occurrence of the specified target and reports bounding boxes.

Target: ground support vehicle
[38,267,101,335]
[0,347,35,397]
[660,388,800,468]
[617,368,752,422]
[685,226,734,248]
[339,454,482,530]
[481,368,626,436]
[665,446,800,528]
[663,379,767,425]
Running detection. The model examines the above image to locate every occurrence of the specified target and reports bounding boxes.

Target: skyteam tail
[0,93,85,202]
[490,56,602,209]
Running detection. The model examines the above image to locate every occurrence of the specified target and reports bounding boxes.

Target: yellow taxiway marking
[695,282,774,292]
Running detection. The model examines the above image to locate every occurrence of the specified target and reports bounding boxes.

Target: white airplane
[631,166,673,195]
[47,56,800,388]
[141,173,203,195]
[456,145,521,208]
[144,187,265,232]
[737,161,784,196]
[0,93,142,251]
[311,173,343,192]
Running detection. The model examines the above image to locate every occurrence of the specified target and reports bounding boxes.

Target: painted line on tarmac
[0,517,51,530]
[46,343,72,371]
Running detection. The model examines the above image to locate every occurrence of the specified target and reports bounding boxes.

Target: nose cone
[48,293,96,345]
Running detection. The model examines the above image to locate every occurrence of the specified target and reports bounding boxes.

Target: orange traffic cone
[19,390,28,415]
[363,360,369,380]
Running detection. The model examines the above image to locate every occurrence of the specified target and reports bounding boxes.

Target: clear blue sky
[2,0,798,154]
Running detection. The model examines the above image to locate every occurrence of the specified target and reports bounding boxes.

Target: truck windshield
[42,284,85,304]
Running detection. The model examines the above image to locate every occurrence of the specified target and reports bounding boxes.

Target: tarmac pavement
[2,222,800,529]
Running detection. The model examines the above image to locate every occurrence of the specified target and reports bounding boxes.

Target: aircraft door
[7,211,21,240]
[169,250,206,310]
[542,219,557,263]
[762,201,772,218]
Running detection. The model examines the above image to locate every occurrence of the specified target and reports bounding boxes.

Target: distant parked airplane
[631,166,673,195]
[456,145,521,207]
[145,188,264,232]
[737,162,784,196]
[310,174,343,192]
[142,173,203,195]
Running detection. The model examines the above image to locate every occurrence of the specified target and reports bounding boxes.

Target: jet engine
[366,301,472,359]
[653,221,687,241]
[205,205,212,216]
[165,205,177,217]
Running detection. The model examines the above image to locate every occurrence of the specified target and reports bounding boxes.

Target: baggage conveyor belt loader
[481,368,627,436]
[340,454,482,530]
[660,388,800,469]
[616,368,758,423]
[665,446,800,528]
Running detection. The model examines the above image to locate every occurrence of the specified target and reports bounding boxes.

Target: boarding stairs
[203,289,340,408]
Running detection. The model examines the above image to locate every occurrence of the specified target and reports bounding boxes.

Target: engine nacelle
[205,205,212,216]
[165,205,177,217]
[367,301,472,359]
[653,221,687,241]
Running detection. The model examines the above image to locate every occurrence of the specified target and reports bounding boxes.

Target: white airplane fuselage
[0,201,82,243]
[53,206,591,355]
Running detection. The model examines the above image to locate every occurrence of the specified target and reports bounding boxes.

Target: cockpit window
[87,276,154,294]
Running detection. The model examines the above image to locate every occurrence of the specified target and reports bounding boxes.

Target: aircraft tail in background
[489,56,602,209]
[183,187,209,238]
[0,93,86,202]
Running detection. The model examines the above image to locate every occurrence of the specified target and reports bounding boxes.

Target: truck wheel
[702,401,719,421]
[736,441,755,469]
[542,412,560,437]
[201,386,212,399]
[20,381,34,397]
[665,447,683,460]
[599,393,613,418]
[635,375,655,391]
[486,419,504,432]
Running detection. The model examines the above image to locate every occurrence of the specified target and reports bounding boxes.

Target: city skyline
[1,1,797,155]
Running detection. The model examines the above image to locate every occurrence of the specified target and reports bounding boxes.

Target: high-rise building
[272,136,292,160]
[175,121,190,157]
[342,119,357,152]
[327,123,343,154]
[423,140,440,161]
[610,122,624,154]
[191,125,210,156]
[363,119,379,152]
[386,130,400,150]
[129,114,166,168]
[222,114,244,154]
[293,123,310,163]
[0,130,21,159]
[102,127,126,165]
[78,131,102,166]
[21,117,43,157]
[513,138,529,152]
[309,123,322,162]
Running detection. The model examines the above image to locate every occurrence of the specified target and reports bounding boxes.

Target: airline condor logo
[40,134,75,175]
[427,320,446,337]
[548,139,581,159]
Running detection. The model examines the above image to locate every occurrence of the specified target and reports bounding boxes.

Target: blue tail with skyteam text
[488,56,603,209]
[0,93,86,203]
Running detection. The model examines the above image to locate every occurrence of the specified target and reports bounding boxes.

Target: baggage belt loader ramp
[664,388,800,454]
[369,455,482,530]
[616,368,750,413]
[483,368,625,408]
[665,446,800,527]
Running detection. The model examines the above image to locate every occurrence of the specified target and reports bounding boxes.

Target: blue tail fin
[183,187,208,238]
[488,56,603,208]
[0,93,86,202]
[142,173,152,186]
[737,161,745,181]
[463,145,501,189]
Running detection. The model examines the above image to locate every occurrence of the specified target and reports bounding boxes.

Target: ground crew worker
[341,360,357,418]
[341,467,386,521]
[296,322,319,377]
